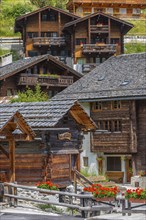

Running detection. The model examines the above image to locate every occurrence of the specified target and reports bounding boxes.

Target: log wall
[91,100,137,153]
[135,100,146,172]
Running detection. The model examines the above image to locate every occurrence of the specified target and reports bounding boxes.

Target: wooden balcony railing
[18,74,74,87]
[82,44,117,54]
[67,0,146,6]
[90,25,108,33]
[33,37,66,46]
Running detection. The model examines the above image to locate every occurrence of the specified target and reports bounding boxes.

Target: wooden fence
[3,182,113,218]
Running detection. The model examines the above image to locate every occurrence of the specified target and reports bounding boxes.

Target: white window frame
[119,8,127,15]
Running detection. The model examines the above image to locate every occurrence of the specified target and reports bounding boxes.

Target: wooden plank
[9,137,15,182]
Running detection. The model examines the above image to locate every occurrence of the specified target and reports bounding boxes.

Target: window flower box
[84,183,119,201]
[129,198,146,203]
[125,188,146,203]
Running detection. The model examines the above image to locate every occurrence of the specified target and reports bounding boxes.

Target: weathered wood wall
[135,100,146,172]
[0,113,82,186]
[90,100,137,153]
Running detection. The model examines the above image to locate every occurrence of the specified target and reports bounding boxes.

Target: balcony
[67,0,146,6]
[18,74,74,87]
[90,25,108,33]
[82,44,117,54]
[33,37,66,46]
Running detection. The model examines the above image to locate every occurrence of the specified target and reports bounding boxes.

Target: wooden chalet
[0,54,82,98]
[66,0,146,18]
[53,52,146,183]
[0,111,35,182]
[14,6,79,61]
[63,12,133,73]
[0,100,96,186]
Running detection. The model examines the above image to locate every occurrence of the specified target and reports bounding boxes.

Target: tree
[30,0,68,9]
[11,84,48,102]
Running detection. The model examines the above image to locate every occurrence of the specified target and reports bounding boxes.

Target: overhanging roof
[64,12,133,34]
[0,111,35,140]
[15,5,80,32]
[0,100,96,131]
[0,54,82,81]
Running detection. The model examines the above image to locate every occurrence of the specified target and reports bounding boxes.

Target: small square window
[83,157,88,167]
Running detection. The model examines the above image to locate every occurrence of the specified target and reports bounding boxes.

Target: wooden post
[88,18,91,44]
[9,137,15,182]
[38,12,41,37]
[0,182,4,202]
[13,182,18,207]
[74,168,77,194]
[122,199,126,216]
[108,18,111,44]
[58,12,61,37]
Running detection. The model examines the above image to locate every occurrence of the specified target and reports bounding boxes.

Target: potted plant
[138,170,146,177]
[84,184,119,202]
[125,188,146,203]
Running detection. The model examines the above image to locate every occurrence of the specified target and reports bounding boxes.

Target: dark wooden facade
[67,0,146,18]
[0,101,96,186]
[15,6,79,60]
[52,53,146,183]
[15,8,133,73]
[63,13,133,73]
[0,55,82,98]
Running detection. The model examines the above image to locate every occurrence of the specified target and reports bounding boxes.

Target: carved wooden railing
[18,74,73,87]
[82,44,117,54]
[33,37,66,46]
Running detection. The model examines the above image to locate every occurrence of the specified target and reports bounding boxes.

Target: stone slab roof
[53,53,146,102]
[0,100,96,130]
[0,55,82,80]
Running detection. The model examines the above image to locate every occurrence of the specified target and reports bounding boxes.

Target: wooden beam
[88,18,91,44]
[38,12,41,37]
[9,137,15,182]
[0,145,9,159]
[58,12,61,37]
[108,18,111,44]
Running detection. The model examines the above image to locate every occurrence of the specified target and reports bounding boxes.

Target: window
[97,120,122,132]
[119,8,127,14]
[7,88,13,96]
[83,157,88,167]
[133,8,141,14]
[106,8,113,15]
[48,12,57,21]
[92,101,102,110]
[28,51,39,57]
[107,157,121,171]
[41,14,48,21]
[27,32,38,38]
[112,100,121,109]
[76,38,86,45]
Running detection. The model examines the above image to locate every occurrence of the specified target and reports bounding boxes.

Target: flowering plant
[125,188,146,200]
[138,170,146,177]
[84,184,119,198]
[36,181,59,191]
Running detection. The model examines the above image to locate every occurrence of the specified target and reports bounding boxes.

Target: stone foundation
[131,176,146,188]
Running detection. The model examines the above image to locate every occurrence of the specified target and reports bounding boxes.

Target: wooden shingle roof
[0,54,82,80]
[53,53,146,101]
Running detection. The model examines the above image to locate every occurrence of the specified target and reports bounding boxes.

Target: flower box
[129,198,146,204]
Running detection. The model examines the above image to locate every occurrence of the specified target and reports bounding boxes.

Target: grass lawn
[124,43,146,54]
